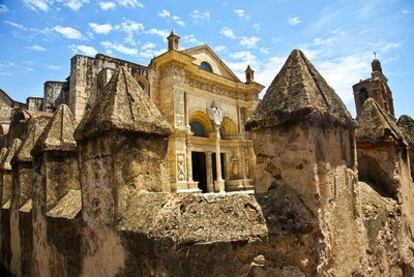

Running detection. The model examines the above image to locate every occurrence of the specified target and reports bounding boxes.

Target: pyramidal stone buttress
[356,98,406,145]
[75,67,172,141]
[246,49,355,130]
[31,104,77,155]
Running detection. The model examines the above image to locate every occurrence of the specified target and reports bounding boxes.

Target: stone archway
[189,111,214,136]
[221,116,238,139]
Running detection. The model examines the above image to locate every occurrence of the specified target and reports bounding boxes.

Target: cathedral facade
[0,31,264,194]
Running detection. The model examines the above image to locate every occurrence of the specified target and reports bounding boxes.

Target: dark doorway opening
[212,153,226,181]
[192,152,208,192]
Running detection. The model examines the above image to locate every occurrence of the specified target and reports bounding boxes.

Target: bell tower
[353,56,395,117]
[167,30,180,51]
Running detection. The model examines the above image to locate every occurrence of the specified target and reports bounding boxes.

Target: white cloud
[240,36,260,48]
[0,4,9,13]
[259,47,270,54]
[4,20,28,31]
[89,23,113,34]
[313,37,335,46]
[220,27,236,39]
[54,25,84,39]
[253,23,261,31]
[378,42,401,53]
[214,45,226,52]
[138,46,165,59]
[317,53,371,103]
[158,9,186,26]
[182,34,202,46]
[119,20,144,32]
[288,16,301,26]
[146,28,170,39]
[23,0,90,11]
[99,1,116,10]
[27,44,47,52]
[101,41,138,55]
[97,0,143,10]
[118,20,144,45]
[228,51,258,77]
[65,0,89,10]
[142,42,156,50]
[190,10,210,22]
[234,9,246,18]
[45,64,60,70]
[159,9,171,17]
[255,56,285,94]
[71,45,98,56]
[23,0,49,11]
[117,0,143,8]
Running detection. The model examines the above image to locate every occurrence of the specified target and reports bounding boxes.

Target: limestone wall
[26,98,43,112]
[43,82,68,113]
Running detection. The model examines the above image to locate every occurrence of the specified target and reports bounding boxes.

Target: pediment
[182,45,240,82]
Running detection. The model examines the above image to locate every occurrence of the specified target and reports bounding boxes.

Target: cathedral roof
[397,114,414,145]
[356,98,406,145]
[246,49,355,130]
[1,138,22,171]
[32,104,77,155]
[75,67,172,140]
[13,119,47,162]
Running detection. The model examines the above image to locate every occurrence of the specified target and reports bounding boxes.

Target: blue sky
[0,0,413,117]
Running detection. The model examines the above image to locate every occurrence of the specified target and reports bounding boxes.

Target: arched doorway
[188,111,213,192]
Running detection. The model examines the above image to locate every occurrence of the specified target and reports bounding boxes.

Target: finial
[373,51,377,59]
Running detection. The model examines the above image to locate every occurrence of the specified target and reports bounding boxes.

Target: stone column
[208,101,225,193]
[240,147,247,179]
[186,144,198,190]
[206,151,213,192]
[214,126,224,192]
[186,145,193,182]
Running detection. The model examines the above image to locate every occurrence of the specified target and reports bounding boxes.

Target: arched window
[200,61,213,73]
[359,88,368,104]
[190,121,207,137]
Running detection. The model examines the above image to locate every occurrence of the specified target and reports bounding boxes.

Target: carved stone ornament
[231,151,239,176]
[207,101,223,127]
[176,153,186,182]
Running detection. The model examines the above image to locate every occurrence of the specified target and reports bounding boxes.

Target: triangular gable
[182,44,240,82]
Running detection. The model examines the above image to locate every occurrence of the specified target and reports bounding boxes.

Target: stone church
[1,31,414,276]
[0,31,263,194]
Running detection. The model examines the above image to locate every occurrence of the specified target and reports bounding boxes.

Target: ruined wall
[69,54,148,121]
[43,82,68,113]
[26,97,43,112]
[357,143,414,274]
[31,151,81,277]
[249,122,365,276]
[10,162,32,276]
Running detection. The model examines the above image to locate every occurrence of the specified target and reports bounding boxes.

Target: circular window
[200,61,213,73]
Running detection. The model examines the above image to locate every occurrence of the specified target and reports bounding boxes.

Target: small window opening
[200,61,213,73]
